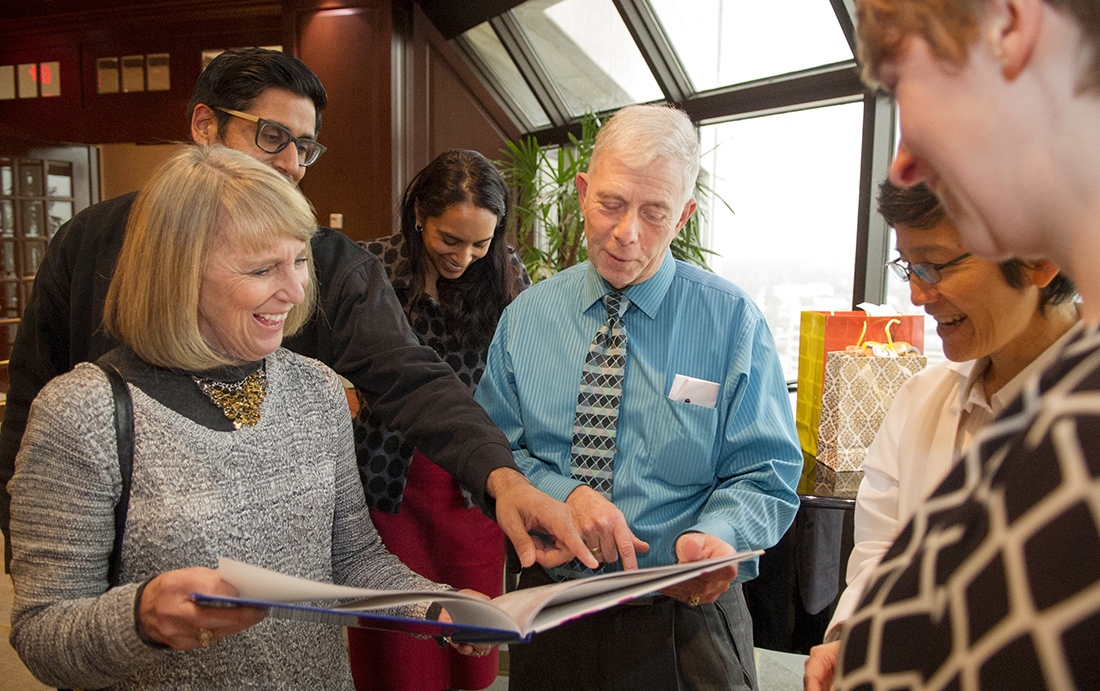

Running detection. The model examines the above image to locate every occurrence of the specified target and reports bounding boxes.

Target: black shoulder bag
[96,361,134,587]
[56,363,135,691]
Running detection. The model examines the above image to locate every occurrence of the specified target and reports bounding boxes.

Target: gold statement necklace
[192,366,268,429]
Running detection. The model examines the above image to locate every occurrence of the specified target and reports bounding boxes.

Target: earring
[415,223,423,233]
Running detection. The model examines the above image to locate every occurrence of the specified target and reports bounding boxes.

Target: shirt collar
[960,357,995,415]
[580,249,676,319]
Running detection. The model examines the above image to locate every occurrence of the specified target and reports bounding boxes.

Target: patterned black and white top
[835,324,1100,690]
[354,232,530,513]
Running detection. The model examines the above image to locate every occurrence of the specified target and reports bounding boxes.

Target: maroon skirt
[348,449,506,690]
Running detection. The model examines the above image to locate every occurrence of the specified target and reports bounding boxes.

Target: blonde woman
[8,145,486,690]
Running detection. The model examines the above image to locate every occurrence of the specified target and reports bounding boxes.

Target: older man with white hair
[475,104,802,690]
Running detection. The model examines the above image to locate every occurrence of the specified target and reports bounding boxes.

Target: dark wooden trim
[683,62,864,125]
[1,1,281,46]
[828,0,858,57]
[450,35,532,133]
[851,90,896,308]
[391,0,415,215]
[417,0,524,40]
[490,12,570,129]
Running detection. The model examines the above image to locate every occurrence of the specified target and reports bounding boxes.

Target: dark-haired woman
[803,181,1079,690]
[348,149,530,691]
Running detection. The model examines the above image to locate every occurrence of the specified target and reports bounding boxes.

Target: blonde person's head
[857,0,1100,92]
[104,145,317,370]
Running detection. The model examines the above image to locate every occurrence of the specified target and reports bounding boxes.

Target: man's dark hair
[877,179,1076,311]
[187,48,328,138]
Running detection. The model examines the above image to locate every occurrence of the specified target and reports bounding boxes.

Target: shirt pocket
[642,396,720,487]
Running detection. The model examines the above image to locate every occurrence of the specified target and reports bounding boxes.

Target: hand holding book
[439,590,494,657]
[659,532,742,605]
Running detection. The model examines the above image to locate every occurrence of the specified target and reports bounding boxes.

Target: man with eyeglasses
[0,47,592,576]
[211,107,327,168]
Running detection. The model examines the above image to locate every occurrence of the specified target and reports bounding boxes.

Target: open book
[194,551,761,644]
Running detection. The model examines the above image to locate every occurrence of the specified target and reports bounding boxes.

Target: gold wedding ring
[688,595,701,607]
[197,628,215,648]
[589,546,602,558]
[472,649,491,657]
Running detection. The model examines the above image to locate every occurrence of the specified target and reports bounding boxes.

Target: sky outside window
[650,0,853,92]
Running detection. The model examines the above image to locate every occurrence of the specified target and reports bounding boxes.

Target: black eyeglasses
[214,107,327,167]
[886,252,972,285]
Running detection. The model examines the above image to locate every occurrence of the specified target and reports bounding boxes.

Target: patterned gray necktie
[554,291,630,581]
[570,290,630,497]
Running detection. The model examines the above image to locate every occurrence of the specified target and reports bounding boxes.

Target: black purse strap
[96,361,134,587]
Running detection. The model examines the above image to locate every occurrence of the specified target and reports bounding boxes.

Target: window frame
[454,0,897,309]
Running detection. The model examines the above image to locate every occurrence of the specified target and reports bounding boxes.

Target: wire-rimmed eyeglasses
[886,252,972,285]
[214,107,327,167]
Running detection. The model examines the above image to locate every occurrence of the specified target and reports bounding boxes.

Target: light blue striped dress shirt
[475,252,802,581]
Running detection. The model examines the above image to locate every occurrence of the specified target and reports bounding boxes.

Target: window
[511,0,663,116]
[459,23,550,129]
[699,102,865,380]
[0,61,60,99]
[0,157,73,388]
[649,0,853,92]
[97,53,172,94]
[451,0,911,369]
[0,65,13,100]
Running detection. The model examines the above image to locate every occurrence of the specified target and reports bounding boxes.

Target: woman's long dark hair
[402,149,519,350]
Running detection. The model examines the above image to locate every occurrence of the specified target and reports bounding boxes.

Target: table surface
[798,461,861,509]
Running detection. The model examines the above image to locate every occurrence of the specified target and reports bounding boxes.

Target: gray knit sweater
[8,348,446,690]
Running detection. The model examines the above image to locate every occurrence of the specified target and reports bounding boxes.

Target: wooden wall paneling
[292,2,392,242]
[426,46,515,163]
[75,25,285,145]
[0,1,283,27]
[0,3,284,146]
[395,3,521,198]
[417,0,525,40]
[98,143,179,201]
[415,4,521,149]
[0,44,81,143]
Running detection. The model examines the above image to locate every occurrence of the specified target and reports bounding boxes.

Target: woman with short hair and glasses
[804,180,1078,690]
[805,0,1100,686]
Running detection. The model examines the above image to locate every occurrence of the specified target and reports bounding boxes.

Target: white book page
[491,553,761,635]
[218,558,519,633]
[215,551,761,638]
[218,558,466,607]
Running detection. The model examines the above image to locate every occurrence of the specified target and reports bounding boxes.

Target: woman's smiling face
[197,228,310,362]
[895,218,1042,364]
[418,202,497,281]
